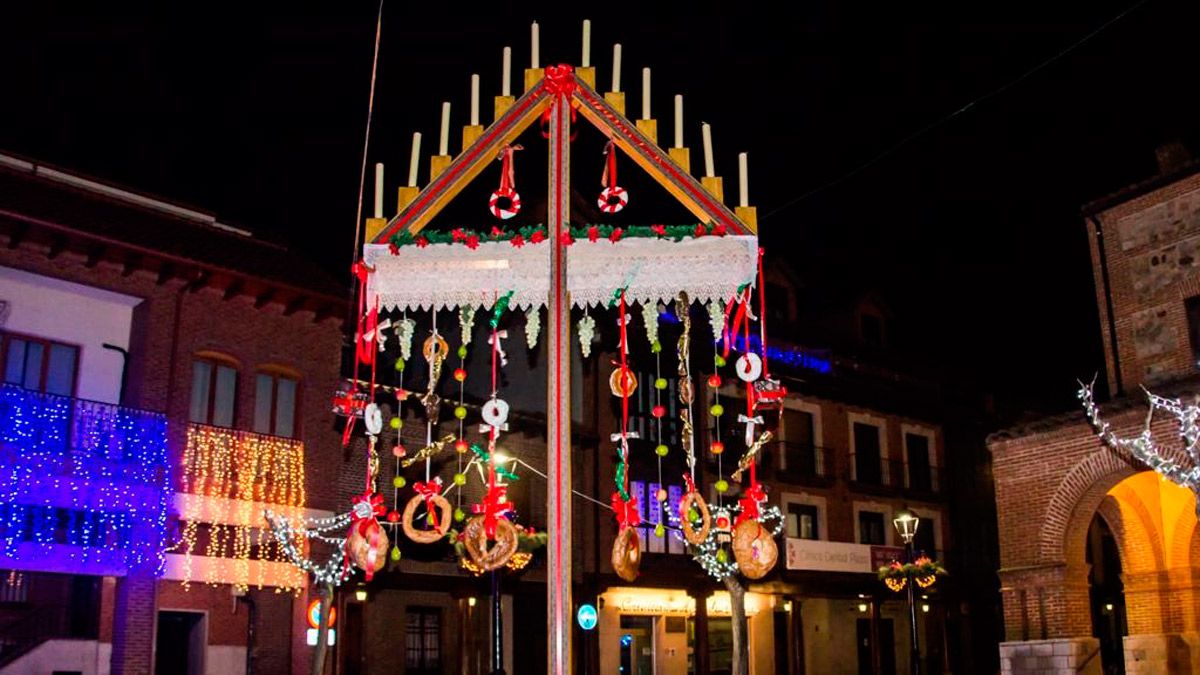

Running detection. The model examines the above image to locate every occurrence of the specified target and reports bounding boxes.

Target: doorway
[619,615,654,674]
[1087,513,1127,675]
[155,610,205,675]
[857,617,896,675]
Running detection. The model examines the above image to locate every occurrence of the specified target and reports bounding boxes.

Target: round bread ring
[463,516,519,572]
[401,494,453,544]
[679,491,712,545]
[611,526,641,582]
[732,519,778,579]
[347,521,388,574]
[423,334,450,362]
[609,367,638,397]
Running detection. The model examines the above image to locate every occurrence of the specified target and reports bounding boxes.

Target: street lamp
[354,583,368,602]
[893,508,921,675]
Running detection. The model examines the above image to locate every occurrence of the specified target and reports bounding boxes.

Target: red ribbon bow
[543,64,576,97]
[735,483,768,526]
[683,473,698,495]
[413,479,443,529]
[611,492,642,528]
[351,492,385,533]
[472,483,514,539]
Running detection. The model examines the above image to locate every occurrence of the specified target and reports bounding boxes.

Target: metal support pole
[491,571,504,674]
[906,542,921,675]
[545,86,574,675]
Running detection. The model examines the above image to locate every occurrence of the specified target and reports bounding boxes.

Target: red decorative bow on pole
[540,64,579,139]
[611,492,642,528]
[350,491,385,535]
[413,479,443,529]
[735,482,768,526]
[472,483,514,539]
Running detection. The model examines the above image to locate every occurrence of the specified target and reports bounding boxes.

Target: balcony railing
[764,443,837,484]
[0,384,171,575]
[848,456,941,495]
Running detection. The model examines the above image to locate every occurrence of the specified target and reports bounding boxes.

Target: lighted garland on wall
[388,223,732,250]
[178,424,307,591]
[0,385,170,575]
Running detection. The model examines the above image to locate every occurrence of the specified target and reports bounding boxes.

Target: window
[1188,296,1200,370]
[905,433,933,491]
[253,372,299,437]
[781,409,817,475]
[786,503,819,540]
[913,516,937,557]
[859,511,886,545]
[853,422,883,485]
[2,333,78,396]
[189,357,237,427]
[405,607,441,674]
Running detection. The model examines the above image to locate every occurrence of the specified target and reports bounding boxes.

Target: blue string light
[0,385,171,576]
[721,333,832,374]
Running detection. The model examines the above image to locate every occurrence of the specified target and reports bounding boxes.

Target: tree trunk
[723,575,750,675]
[310,583,334,675]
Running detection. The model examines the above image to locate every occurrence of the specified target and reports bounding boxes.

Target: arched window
[253,365,301,438]
[189,352,239,427]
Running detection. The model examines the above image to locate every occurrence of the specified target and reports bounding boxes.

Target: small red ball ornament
[392,444,406,458]
[710,440,725,455]
[453,368,467,382]
[386,510,401,523]
[651,405,666,418]
[455,440,469,454]
[707,374,722,388]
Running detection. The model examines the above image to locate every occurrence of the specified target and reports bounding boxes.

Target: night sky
[2,1,1197,416]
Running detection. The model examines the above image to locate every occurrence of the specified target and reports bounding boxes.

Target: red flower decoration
[511,234,525,248]
[451,228,466,242]
[563,230,575,245]
[694,224,709,238]
[388,243,400,255]
[415,236,429,248]
[465,235,480,250]
[530,229,546,244]
[609,228,624,243]
[587,225,600,242]
[651,224,666,236]
[712,223,727,237]
[490,226,504,239]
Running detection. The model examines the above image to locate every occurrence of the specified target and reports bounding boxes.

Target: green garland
[388,223,731,250]
[876,557,947,580]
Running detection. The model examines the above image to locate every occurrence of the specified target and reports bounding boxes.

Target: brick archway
[1039,449,1135,568]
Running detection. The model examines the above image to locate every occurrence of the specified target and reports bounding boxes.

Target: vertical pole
[491,571,504,674]
[546,88,573,675]
[907,542,921,675]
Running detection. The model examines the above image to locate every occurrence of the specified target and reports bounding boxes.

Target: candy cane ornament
[598,141,629,214]
[489,145,523,219]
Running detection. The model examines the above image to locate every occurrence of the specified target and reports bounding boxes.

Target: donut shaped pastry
[732,519,778,579]
[679,491,712,546]
[611,525,642,582]
[401,493,453,544]
[463,516,519,572]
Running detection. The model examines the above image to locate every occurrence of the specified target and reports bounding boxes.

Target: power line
[762,0,1152,222]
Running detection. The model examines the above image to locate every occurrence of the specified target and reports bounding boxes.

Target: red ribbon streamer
[497,145,522,194]
[735,482,767,526]
[611,492,641,528]
[756,248,769,376]
[602,141,618,188]
[413,480,443,529]
[472,483,514,539]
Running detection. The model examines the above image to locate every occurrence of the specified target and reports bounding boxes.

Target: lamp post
[893,508,921,675]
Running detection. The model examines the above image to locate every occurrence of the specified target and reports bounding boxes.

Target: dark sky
[2,1,1196,415]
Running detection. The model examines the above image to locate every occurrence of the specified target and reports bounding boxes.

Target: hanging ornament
[396,317,416,362]
[597,141,629,214]
[463,515,519,571]
[609,367,638,398]
[612,526,641,582]
[363,403,383,437]
[489,145,523,219]
[679,475,711,545]
[675,293,697,475]
[525,307,541,350]
[753,378,787,412]
[642,302,660,348]
[706,300,725,343]
[459,306,477,347]
[401,479,453,544]
[348,493,388,580]
[732,520,778,579]
[480,397,510,432]
[735,352,763,382]
[578,314,596,358]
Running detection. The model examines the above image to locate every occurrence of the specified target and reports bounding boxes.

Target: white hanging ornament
[642,303,660,347]
[459,306,477,346]
[706,300,725,343]
[578,314,596,358]
[363,403,383,436]
[525,307,542,350]
[396,318,416,362]
[736,352,763,382]
[481,397,510,431]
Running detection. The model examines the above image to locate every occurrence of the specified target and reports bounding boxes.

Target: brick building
[990,145,1200,674]
[0,152,350,674]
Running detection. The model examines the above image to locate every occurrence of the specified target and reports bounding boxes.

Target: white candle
[438,102,451,156]
[531,22,540,69]
[738,152,749,207]
[407,132,421,187]
[470,74,480,126]
[373,163,384,218]
[611,44,622,93]
[582,20,591,67]
[701,123,715,177]
[641,68,652,120]
[502,47,512,97]
[674,95,683,149]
